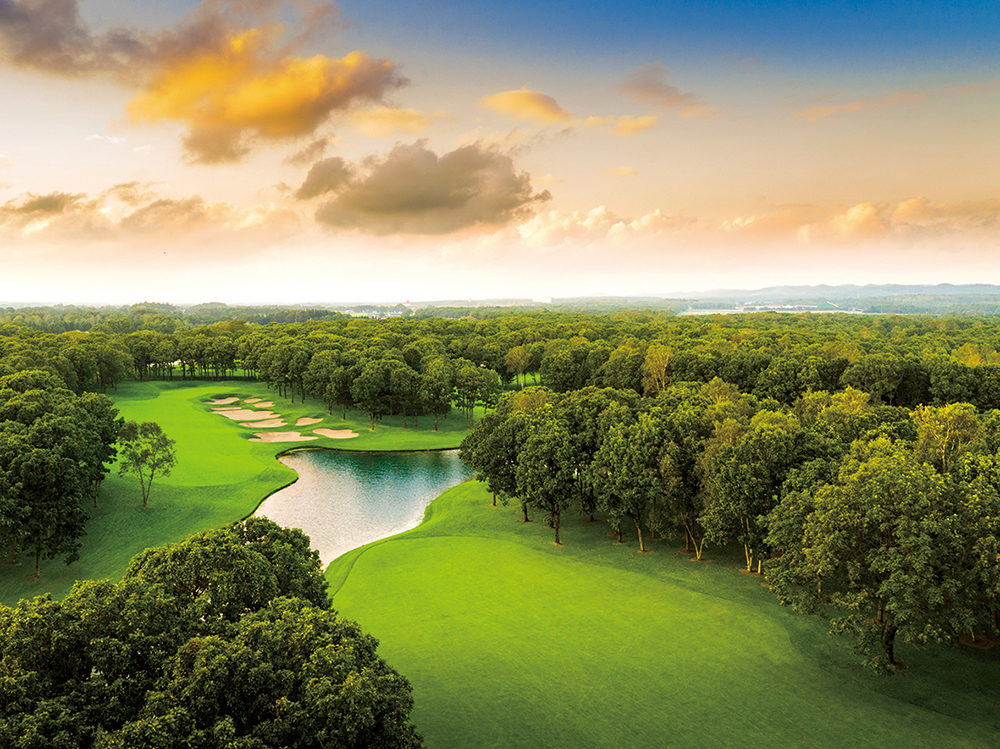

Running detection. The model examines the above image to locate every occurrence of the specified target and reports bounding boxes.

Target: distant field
[328,481,1000,748]
[0,379,469,604]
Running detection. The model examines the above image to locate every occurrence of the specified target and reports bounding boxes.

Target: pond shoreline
[252,448,471,566]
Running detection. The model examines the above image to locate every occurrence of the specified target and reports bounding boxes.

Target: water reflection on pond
[255,449,471,565]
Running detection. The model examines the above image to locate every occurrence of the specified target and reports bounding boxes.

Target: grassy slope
[0,378,469,604]
[328,481,1000,749]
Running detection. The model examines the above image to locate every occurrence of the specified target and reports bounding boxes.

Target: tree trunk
[634,518,646,552]
[434,413,439,431]
[553,510,561,545]
[33,546,41,580]
[521,502,530,522]
[615,525,622,543]
[883,622,898,666]
[693,536,705,560]
[491,491,496,507]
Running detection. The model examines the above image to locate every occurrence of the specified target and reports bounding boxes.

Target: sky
[0,0,998,304]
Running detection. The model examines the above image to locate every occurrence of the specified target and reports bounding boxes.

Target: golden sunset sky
[1,0,998,303]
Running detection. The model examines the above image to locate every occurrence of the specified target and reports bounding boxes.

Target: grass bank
[0,379,470,604]
[328,481,1000,748]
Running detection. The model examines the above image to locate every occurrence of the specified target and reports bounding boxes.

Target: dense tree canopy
[0,518,422,748]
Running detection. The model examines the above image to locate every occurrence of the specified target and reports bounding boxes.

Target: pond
[254,449,472,565]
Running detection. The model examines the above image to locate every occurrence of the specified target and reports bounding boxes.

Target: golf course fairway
[328,481,1000,748]
[0,379,470,604]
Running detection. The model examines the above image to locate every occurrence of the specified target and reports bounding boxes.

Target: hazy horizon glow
[1,1,998,305]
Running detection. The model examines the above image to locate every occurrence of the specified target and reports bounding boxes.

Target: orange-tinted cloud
[613,115,658,135]
[350,106,442,137]
[313,141,550,234]
[128,29,402,162]
[620,63,713,117]
[795,91,927,122]
[480,89,572,124]
[1,1,403,162]
[605,167,637,177]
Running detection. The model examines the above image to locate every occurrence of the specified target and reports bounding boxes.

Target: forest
[1,306,999,740]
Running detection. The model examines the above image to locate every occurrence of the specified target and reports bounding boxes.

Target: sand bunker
[215,409,282,421]
[248,431,318,443]
[296,417,322,426]
[241,419,286,428]
[213,406,242,411]
[244,397,262,403]
[205,397,239,405]
[314,428,359,439]
[253,401,275,408]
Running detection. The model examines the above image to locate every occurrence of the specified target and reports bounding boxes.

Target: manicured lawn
[328,481,1000,748]
[0,379,469,604]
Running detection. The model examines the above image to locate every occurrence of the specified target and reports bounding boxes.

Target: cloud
[891,197,1000,233]
[0,0,146,79]
[719,198,1000,245]
[283,136,336,166]
[534,174,564,187]
[1,1,404,161]
[479,89,572,124]
[295,156,353,199]
[0,183,299,248]
[128,30,403,162]
[605,167,637,177]
[100,181,159,205]
[583,115,658,135]
[620,63,712,117]
[313,141,550,234]
[4,191,85,214]
[0,0,340,81]
[516,205,692,247]
[795,91,927,122]
[613,115,657,135]
[350,106,442,137]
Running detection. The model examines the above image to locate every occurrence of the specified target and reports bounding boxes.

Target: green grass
[328,481,1000,748]
[0,379,470,604]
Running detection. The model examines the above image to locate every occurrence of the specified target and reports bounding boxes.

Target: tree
[0,519,422,748]
[0,372,102,579]
[592,413,665,551]
[516,412,575,544]
[352,359,393,430]
[504,345,532,388]
[767,438,995,672]
[701,410,801,573]
[460,410,530,511]
[912,402,983,474]
[640,343,671,396]
[420,358,453,430]
[118,421,176,508]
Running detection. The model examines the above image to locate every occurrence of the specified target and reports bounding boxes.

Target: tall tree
[516,412,575,544]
